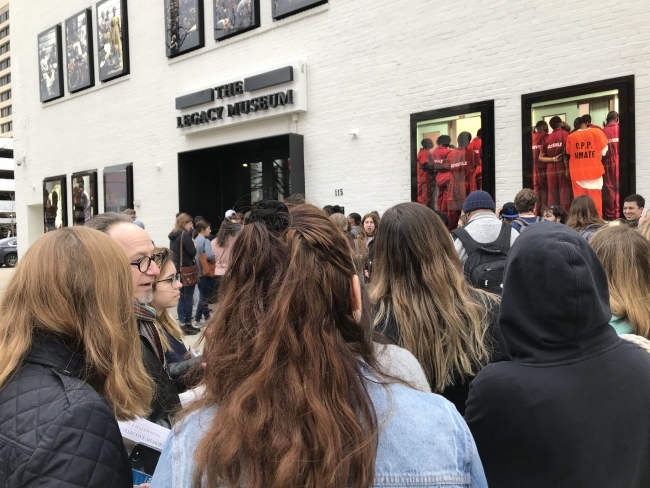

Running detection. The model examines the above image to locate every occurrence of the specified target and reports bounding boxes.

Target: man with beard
[86,213,200,428]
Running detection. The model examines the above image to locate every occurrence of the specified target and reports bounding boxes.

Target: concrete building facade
[10,0,650,253]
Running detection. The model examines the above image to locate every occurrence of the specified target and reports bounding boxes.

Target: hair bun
[246,200,290,233]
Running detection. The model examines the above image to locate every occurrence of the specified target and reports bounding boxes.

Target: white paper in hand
[118,417,170,451]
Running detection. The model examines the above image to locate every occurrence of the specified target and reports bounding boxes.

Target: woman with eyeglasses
[150,248,203,386]
[151,248,199,360]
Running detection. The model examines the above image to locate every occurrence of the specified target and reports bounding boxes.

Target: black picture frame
[71,170,98,226]
[43,175,68,232]
[37,25,65,103]
[164,0,205,58]
[410,100,496,203]
[96,0,130,82]
[214,0,260,41]
[521,76,636,215]
[65,9,95,93]
[103,163,134,213]
[272,0,327,20]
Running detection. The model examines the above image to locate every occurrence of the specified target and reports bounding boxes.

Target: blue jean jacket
[150,380,487,488]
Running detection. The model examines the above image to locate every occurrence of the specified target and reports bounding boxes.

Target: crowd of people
[1,187,650,487]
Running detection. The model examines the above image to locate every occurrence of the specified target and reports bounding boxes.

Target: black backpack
[451,223,512,295]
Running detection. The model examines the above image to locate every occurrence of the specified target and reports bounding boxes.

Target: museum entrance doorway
[178,134,304,227]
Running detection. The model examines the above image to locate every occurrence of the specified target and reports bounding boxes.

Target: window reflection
[416,113,482,229]
[531,90,619,218]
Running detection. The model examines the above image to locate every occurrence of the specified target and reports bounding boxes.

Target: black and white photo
[164,0,204,58]
[272,0,327,20]
[97,0,130,82]
[214,0,260,41]
[65,9,94,93]
[37,26,64,103]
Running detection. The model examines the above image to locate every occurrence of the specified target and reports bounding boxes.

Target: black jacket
[0,337,132,487]
[168,229,196,270]
[375,292,508,415]
[465,222,650,488]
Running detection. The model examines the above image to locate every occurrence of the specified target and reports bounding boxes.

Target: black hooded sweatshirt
[465,222,650,488]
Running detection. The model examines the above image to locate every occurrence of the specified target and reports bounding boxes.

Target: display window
[522,76,635,219]
[411,101,495,229]
[103,163,133,213]
[43,175,68,232]
[71,171,98,225]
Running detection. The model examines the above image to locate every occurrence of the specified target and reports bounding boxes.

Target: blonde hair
[0,227,152,420]
[590,225,650,339]
[638,219,650,242]
[173,212,193,232]
[369,203,497,392]
[152,247,185,351]
[330,212,368,275]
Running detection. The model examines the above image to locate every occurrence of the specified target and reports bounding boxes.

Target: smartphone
[129,443,161,484]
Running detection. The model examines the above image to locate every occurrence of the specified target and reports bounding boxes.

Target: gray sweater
[453,212,519,264]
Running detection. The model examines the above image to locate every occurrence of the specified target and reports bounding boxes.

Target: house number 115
[335,189,344,196]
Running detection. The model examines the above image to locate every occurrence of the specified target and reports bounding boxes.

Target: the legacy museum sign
[174,60,307,135]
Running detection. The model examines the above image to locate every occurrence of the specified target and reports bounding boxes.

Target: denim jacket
[150,380,487,488]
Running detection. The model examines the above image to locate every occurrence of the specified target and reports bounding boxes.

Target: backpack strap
[451,226,480,256]
[494,222,513,253]
[513,218,529,228]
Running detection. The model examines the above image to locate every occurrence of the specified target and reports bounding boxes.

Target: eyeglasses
[157,272,181,286]
[130,253,163,273]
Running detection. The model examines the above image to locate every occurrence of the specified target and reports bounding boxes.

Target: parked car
[0,237,17,267]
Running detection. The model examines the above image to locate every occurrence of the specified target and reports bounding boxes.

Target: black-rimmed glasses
[157,273,181,286]
[130,253,164,273]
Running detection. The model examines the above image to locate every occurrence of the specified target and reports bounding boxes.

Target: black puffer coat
[0,336,132,487]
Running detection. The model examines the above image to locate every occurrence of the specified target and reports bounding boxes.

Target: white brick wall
[11,0,650,253]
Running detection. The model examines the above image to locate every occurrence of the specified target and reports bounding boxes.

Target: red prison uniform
[602,122,620,220]
[542,129,572,211]
[417,148,434,208]
[467,137,482,191]
[433,146,453,213]
[565,128,609,217]
[532,131,549,213]
[446,147,476,230]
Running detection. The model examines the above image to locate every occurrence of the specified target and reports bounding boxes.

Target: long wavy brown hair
[590,225,650,338]
[369,202,497,392]
[566,195,605,231]
[184,203,380,488]
[0,227,152,420]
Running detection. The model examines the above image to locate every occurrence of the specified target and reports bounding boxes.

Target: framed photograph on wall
[164,0,205,58]
[272,0,327,20]
[96,0,130,82]
[37,25,64,103]
[521,76,635,220]
[214,0,260,41]
[71,171,98,226]
[103,163,133,213]
[43,175,68,233]
[410,101,495,231]
[65,9,94,93]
